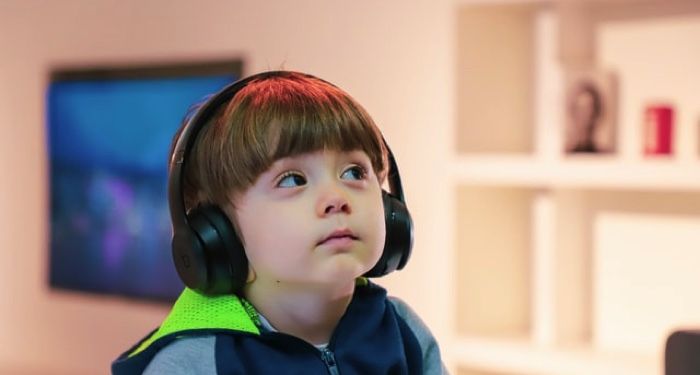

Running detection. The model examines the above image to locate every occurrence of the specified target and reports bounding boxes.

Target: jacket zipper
[259,323,342,374]
[320,347,340,375]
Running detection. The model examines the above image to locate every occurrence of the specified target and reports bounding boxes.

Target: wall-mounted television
[47,60,242,302]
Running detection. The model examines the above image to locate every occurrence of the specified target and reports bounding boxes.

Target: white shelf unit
[451,1,700,375]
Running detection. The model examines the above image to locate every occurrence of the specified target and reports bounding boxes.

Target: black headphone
[168,71,413,295]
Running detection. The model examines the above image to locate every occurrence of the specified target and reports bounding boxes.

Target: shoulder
[388,296,422,325]
[388,296,433,344]
[388,296,450,375]
[143,334,217,375]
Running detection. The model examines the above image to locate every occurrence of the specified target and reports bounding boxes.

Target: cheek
[373,217,387,257]
[365,191,387,251]
[235,204,276,253]
[237,204,306,261]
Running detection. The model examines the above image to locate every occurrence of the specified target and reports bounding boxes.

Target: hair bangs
[181,72,388,210]
[270,94,386,173]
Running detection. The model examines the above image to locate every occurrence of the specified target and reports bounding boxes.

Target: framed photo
[564,69,617,154]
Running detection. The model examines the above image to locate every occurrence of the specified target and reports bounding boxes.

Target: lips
[318,228,358,246]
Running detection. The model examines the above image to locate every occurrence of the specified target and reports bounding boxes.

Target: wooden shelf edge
[452,336,661,375]
[451,155,700,192]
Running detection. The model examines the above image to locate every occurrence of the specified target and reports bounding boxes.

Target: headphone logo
[180,254,191,269]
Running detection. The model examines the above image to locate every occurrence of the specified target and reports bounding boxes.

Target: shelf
[453,337,661,375]
[451,155,700,191]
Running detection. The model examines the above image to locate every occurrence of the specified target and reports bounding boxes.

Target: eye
[276,172,307,188]
[340,165,367,181]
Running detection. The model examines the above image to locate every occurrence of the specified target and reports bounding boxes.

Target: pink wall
[0,1,454,373]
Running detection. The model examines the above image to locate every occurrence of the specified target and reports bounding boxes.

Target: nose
[316,184,352,217]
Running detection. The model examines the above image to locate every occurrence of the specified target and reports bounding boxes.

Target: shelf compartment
[456,2,538,154]
[455,186,534,338]
[588,191,700,354]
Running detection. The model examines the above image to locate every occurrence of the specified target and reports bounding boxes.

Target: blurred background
[1,0,699,374]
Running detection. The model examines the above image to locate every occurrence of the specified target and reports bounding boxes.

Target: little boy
[112,71,446,374]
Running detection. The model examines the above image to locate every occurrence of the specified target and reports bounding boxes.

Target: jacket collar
[127,288,260,357]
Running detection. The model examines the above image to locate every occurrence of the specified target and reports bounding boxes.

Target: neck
[243,280,356,345]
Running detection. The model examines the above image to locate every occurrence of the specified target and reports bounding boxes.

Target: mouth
[317,228,359,246]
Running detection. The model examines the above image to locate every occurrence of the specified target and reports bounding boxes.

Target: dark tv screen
[47,62,241,302]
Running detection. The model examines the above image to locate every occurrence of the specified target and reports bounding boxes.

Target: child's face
[231,149,386,289]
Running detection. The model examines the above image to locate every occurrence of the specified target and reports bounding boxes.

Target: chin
[321,257,369,281]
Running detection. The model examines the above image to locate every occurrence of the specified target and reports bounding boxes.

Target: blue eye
[341,165,367,181]
[277,172,306,188]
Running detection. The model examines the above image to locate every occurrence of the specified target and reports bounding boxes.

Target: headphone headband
[169,71,288,231]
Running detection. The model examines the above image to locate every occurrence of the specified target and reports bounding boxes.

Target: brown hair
[175,71,388,210]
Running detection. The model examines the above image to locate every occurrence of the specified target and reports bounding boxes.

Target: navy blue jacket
[112,282,425,374]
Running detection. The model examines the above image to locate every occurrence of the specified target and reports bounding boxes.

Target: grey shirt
[144,297,448,374]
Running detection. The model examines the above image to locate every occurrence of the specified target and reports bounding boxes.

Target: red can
[643,104,674,155]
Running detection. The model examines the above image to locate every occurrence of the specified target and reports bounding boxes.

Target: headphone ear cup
[173,205,248,295]
[364,190,414,277]
[172,228,208,293]
[196,205,248,294]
